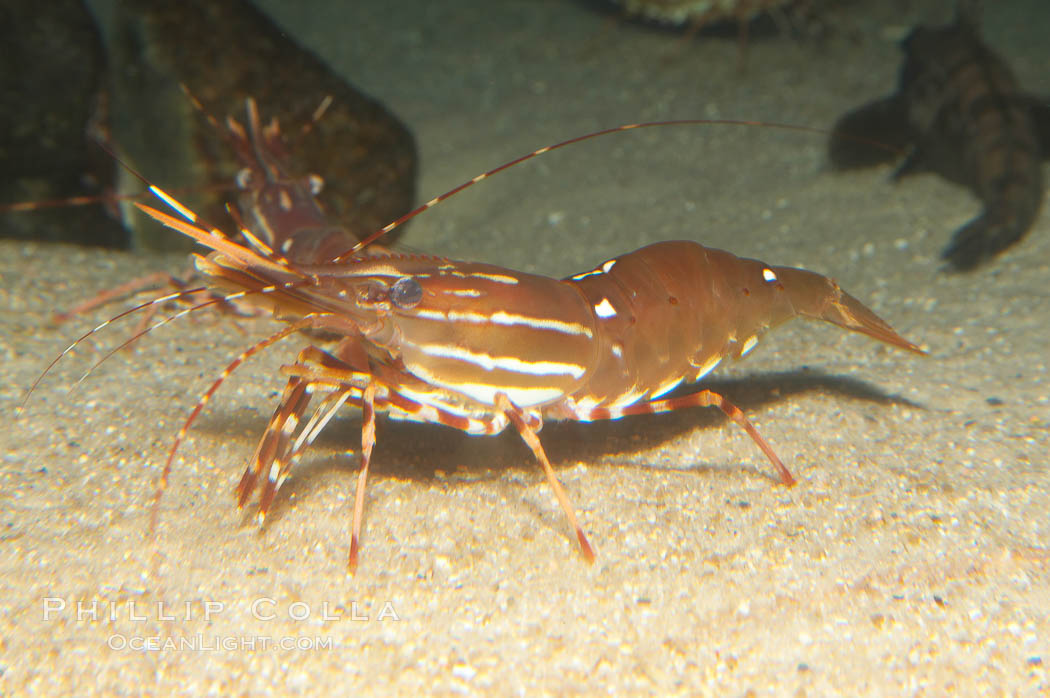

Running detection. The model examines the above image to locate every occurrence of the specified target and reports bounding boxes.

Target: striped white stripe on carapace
[411,366,567,409]
[388,265,598,403]
[401,349,579,409]
[416,343,586,379]
[409,307,593,338]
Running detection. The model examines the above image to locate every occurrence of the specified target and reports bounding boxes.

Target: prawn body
[143,198,923,569]
[22,104,926,571]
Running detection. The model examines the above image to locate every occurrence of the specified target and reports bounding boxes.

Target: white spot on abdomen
[594,297,617,319]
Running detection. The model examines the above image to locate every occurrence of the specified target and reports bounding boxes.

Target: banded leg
[348,382,376,573]
[237,343,370,517]
[496,393,595,562]
[236,375,313,517]
[236,348,377,573]
[242,349,598,569]
[257,384,361,518]
[584,389,795,486]
[279,388,358,480]
[278,354,510,570]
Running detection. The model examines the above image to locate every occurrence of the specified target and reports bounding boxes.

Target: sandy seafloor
[3,0,1049,695]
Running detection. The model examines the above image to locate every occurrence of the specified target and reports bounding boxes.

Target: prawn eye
[390,277,423,309]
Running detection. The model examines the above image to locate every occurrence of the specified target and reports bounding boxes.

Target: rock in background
[2,0,418,253]
[0,0,124,247]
